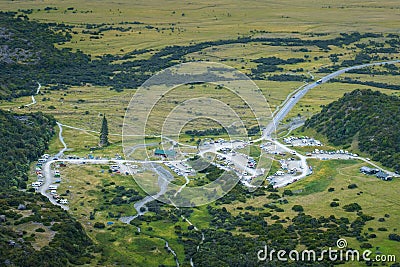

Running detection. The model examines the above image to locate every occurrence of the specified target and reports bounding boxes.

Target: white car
[59,199,69,204]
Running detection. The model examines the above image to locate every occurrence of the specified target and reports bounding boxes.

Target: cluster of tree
[330,77,400,90]
[0,12,99,99]
[250,57,305,78]
[267,74,308,82]
[0,110,55,188]
[0,191,94,266]
[198,164,225,181]
[253,56,305,65]
[388,233,400,242]
[347,63,400,76]
[341,52,381,67]
[185,127,227,137]
[95,183,144,219]
[109,185,142,206]
[305,89,400,172]
[184,203,378,266]
[0,110,94,265]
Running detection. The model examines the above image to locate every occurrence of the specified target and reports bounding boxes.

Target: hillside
[305,89,400,172]
[0,110,94,266]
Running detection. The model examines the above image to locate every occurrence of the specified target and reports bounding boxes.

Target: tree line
[305,89,400,173]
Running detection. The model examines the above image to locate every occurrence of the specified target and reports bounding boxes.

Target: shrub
[347,184,358,189]
[283,189,293,196]
[292,205,304,212]
[388,233,400,242]
[93,222,105,229]
[360,243,373,249]
[267,193,281,200]
[343,203,362,212]
[330,202,340,207]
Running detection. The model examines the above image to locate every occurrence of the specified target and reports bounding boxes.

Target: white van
[32,182,42,187]
[48,185,58,190]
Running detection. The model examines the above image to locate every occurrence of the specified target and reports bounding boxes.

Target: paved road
[260,60,400,139]
[39,160,69,210]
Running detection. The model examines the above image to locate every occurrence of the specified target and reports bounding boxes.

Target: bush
[343,203,362,212]
[93,222,105,229]
[283,189,293,196]
[292,205,304,212]
[388,233,400,242]
[330,202,340,207]
[35,228,45,232]
[360,243,373,249]
[347,184,358,189]
[267,193,281,200]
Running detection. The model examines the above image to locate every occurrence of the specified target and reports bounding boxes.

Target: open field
[2,0,400,56]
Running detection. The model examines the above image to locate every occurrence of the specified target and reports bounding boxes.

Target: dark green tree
[99,115,109,147]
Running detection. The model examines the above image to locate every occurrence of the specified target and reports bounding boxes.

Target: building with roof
[154,149,176,158]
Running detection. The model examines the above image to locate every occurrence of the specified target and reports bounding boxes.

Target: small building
[154,149,176,158]
[360,166,379,175]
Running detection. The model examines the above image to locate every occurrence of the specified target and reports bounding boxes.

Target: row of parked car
[31,154,69,205]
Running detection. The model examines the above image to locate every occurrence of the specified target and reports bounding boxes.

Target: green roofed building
[154,149,176,158]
